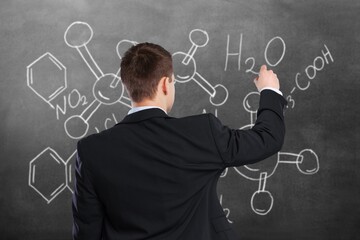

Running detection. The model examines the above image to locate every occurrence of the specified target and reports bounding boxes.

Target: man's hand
[254,65,280,92]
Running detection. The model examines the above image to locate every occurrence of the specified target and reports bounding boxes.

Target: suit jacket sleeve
[72,140,104,240]
[209,90,287,167]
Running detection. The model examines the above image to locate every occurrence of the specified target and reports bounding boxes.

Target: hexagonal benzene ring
[28,147,67,204]
[27,52,67,109]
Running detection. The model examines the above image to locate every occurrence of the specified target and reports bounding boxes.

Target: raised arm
[210,65,287,167]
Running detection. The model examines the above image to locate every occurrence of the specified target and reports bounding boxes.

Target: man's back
[73,90,287,240]
[73,43,286,240]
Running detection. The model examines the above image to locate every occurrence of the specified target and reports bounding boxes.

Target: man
[72,42,287,240]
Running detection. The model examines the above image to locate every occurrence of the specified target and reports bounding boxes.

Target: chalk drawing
[224,34,286,75]
[27,21,138,202]
[173,29,229,106]
[250,172,273,215]
[224,33,243,71]
[26,52,67,109]
[286,44,334,109]
[28,147,76,204]
[220,194,233,223]
[229,91,320,215]
[63,21,134,139]
[264,36,286,67]
[27,23,320,213]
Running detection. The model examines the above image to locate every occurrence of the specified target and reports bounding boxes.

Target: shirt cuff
[260,87,283,96]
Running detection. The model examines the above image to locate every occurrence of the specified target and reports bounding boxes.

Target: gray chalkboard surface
[1,0,359,239]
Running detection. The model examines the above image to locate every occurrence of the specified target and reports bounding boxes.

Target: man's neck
[130,99,167,114]
[128,106,166,115]
[132,99,166,112]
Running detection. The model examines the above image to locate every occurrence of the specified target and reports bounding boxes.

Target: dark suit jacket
[72,90,287,240]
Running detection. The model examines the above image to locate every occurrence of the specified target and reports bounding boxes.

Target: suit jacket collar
[116,108,171,125]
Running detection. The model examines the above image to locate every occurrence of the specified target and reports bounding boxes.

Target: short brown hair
[120,42,173,102]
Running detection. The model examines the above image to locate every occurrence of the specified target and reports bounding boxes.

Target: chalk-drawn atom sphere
[296,149,319,175]
[210,84,229,106]
[172,51,195,83]
[92,73,124,105]
[64,22,93,48]
[251,190,274,216]
[64,115,89,140]
[116,40,138,60]
[243,92,260,113]
[189,29,209,47]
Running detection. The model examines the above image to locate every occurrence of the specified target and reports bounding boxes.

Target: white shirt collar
[128,106,167,115]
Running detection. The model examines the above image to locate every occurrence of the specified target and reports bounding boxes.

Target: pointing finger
[260,64,267,72]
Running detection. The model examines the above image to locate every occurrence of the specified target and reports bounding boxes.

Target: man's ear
[160,76,169,95]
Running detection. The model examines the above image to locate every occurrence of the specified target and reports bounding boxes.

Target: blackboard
[1,0,359,239]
